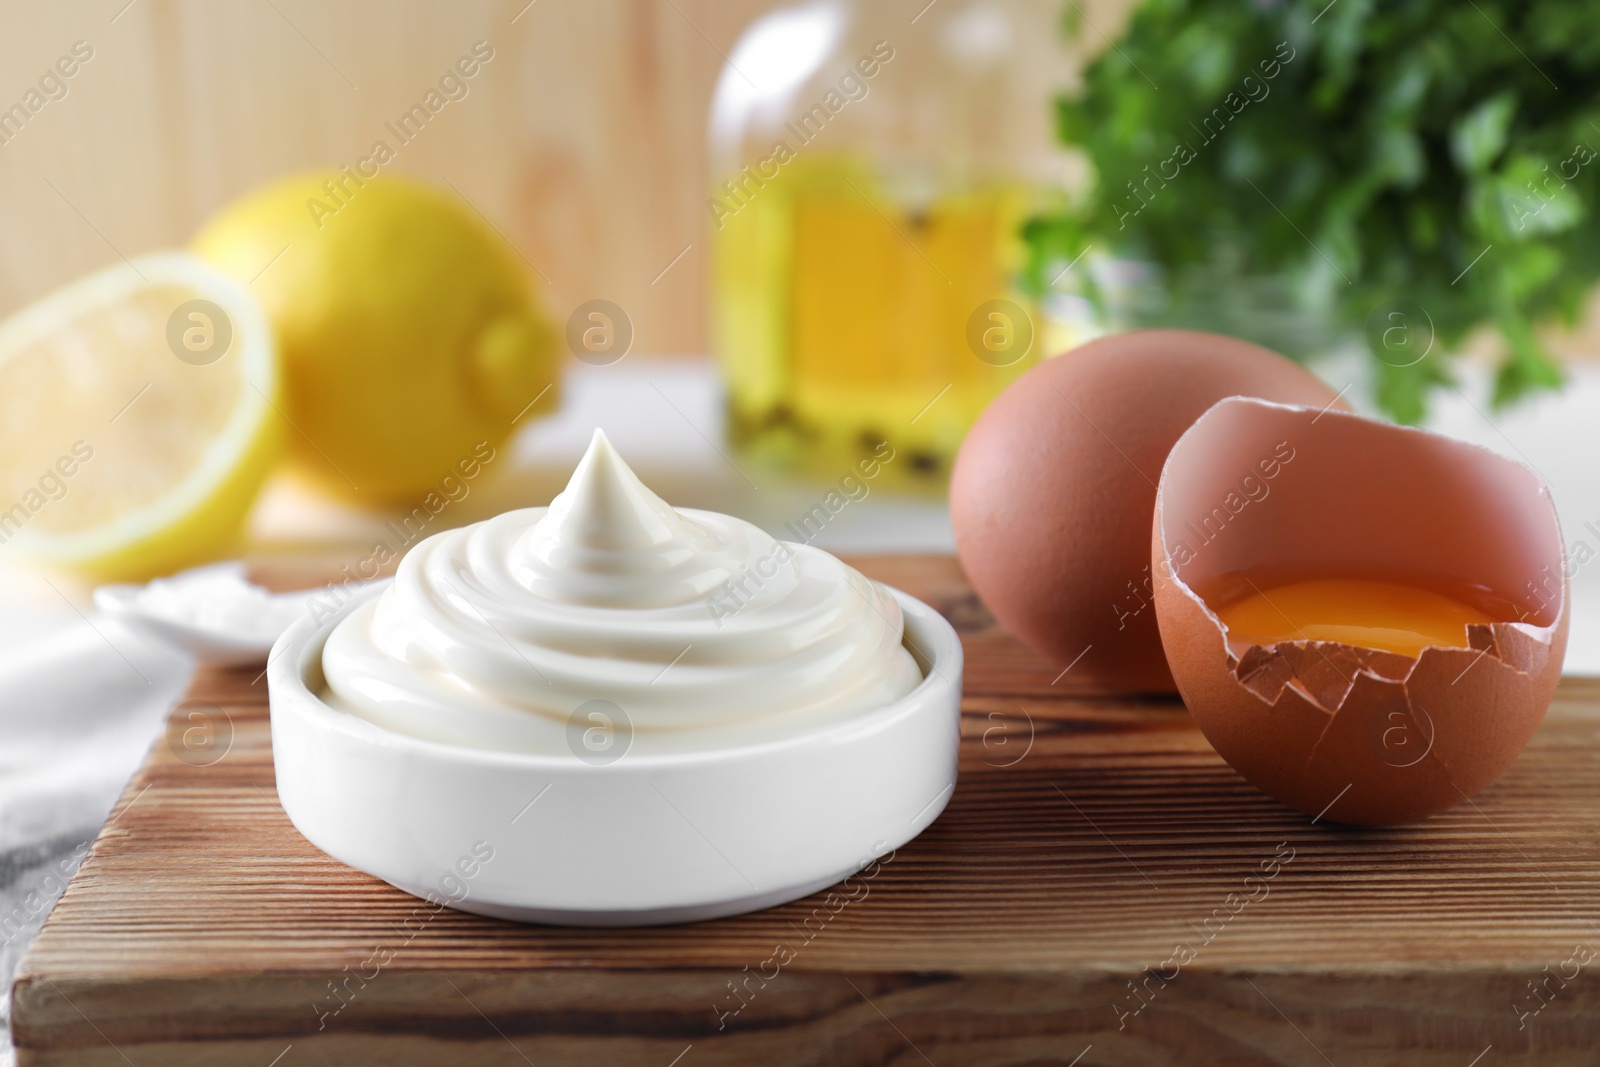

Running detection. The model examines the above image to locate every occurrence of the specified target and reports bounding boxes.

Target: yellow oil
[1212,577,1505,658]
[711,154,1044,481]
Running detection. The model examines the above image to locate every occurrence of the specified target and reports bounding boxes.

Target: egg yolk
[1213,578,1498,658]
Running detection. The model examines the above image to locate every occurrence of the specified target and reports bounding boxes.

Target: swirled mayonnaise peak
[320,429,923,754]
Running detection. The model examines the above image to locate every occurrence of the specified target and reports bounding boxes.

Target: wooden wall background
[6,1,1593,360]
[0,0,1126,356]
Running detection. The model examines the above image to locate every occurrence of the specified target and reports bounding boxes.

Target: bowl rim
[268,576,964,772]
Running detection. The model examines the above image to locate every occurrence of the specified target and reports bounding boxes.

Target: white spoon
[94,561,330,667]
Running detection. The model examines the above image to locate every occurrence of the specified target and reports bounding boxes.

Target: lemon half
[0,253,279,579]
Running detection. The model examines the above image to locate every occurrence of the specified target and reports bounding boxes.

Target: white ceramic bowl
[269,580,962,926]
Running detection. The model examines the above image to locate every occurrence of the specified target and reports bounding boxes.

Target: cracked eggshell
[1151,397,1568,826]
[951,330,1341,693]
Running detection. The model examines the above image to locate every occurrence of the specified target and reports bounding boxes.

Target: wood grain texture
[13,555,1600,1065]
[0,0,771,355]
[8,1,1600,367]
[0,0,1132,360]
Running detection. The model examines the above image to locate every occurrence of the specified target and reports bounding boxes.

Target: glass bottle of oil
[709,0,1075,483]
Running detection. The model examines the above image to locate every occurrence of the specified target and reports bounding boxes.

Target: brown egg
[1152,398,1568,825]
[951,330,1341,692]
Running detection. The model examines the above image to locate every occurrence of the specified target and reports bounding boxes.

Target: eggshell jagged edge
[1151,397,1569,826]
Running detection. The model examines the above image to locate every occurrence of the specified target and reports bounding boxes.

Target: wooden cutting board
[12,555,1600,1065]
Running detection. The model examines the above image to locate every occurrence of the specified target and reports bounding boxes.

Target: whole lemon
[193,172,558,502]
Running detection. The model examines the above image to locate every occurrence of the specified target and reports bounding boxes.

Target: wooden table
[12,556,1600,1065]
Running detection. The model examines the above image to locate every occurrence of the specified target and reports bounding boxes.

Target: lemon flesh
[0,254,279,580]
[192,173,559,503]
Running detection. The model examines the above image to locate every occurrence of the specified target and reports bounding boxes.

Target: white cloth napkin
[0,617,190,1063]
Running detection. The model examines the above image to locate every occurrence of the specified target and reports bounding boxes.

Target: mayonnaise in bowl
[320,430,923,755]
[270,429,960,925]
